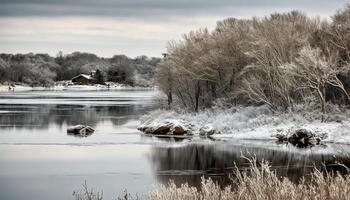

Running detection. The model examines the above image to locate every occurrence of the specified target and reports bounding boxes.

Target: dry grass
[74,159,350,200]
[149,158,350,200]
[72,181,103,200]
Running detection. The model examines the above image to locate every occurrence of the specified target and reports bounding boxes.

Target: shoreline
[0,82,154,92]
[139,105,350,145]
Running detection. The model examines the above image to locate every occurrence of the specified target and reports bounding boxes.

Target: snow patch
[141,105,350,144]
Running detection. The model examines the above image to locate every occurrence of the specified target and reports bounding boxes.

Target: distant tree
[0,57,10,82]
[0,52,159,87]
[81,61,110,80]
[135,55,148,64]
[28,65,56,87]
[94,69,105,84]
[57,52,100,80]
[55,51,64,65]
[108,55,135,85]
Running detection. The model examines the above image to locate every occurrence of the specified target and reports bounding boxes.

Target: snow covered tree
[238,11,319,110]
[285,46,350,116]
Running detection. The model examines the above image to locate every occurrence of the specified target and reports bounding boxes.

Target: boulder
[199,124,217,137]
[138,120,192,136]
[137,126,145,131]
[153,125,172,135]
[144,127,154,134]
[172,125,186,135]
[273,128,327,147]
[275,132,286,142]
[137,126,154,134]
[287,129,315,143]
[67,125,95,137]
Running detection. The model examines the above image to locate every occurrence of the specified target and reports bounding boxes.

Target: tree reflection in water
[0,103,153,130]
[148,141,350,189]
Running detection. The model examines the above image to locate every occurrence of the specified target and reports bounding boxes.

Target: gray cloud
[0,0,348,18]
[0,0,349,57]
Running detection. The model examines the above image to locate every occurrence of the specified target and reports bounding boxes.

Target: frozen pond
[0,89,349,200]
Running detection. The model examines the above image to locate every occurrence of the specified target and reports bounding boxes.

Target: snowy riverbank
[139,104,350,144]
[0,81,150,92]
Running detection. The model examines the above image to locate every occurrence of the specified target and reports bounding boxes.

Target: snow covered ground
[0,81,150,92]
[140,104,350,144]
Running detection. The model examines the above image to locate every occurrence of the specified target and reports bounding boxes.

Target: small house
[71,74,95,85]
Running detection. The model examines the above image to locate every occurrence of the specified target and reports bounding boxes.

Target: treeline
[158,4,350,114]
[0,52,160,87]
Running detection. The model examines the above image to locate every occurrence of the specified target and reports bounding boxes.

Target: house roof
[72,74,93,80]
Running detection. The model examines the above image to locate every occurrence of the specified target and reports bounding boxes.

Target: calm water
[0,89,349,200]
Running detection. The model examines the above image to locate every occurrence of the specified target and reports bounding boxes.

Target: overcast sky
[0,0,348,58]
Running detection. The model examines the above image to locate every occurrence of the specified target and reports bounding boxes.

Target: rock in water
[67,125,95,137]
[288,129,315,143]
[153,125,172,135]
[138,120,192,136]
[67,125,85,133]
[273,128,327,147]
